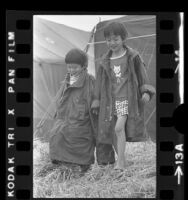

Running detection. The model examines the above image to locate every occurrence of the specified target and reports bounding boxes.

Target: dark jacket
[49,70,96,165]
[92,45,156,144]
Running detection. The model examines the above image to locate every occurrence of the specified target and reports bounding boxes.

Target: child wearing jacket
[91,22,156,170]
[49,48,96,173]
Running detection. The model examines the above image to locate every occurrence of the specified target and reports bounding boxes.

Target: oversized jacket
[49,70,96,165]
[92,45,156,144]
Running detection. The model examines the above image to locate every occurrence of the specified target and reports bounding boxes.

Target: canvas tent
[34,15,156,142]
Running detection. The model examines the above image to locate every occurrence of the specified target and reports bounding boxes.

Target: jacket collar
[100,44,138,71]
[63,69,87,89]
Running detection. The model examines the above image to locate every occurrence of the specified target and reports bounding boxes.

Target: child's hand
[141,93,150,103]
[92,107,99,115]
[91,100,100,115]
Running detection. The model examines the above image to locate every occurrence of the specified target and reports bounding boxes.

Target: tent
[33,15,156,142]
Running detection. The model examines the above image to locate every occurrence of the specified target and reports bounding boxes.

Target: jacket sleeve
[53,80,66,119]
[87,75,98,138]
[88,75,96,105]
[134,54,156,100]
[91,65,103,108]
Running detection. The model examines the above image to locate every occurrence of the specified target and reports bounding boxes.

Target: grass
[33,139,156,198]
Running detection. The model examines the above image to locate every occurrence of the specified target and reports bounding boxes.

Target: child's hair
[65,48,88,68]
[104,21,128,40]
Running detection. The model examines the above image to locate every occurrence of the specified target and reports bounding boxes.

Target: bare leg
[114,115,127,170]
[112,130,118,155]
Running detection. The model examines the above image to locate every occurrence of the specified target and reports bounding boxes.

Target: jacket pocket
[73,97,86,120]
[77,104,86,120]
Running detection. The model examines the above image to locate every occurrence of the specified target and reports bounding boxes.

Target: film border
[6,11,184,200]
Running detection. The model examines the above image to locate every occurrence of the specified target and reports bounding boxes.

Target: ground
[33,139,156,198]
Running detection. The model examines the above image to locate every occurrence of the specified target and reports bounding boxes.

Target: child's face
[105,34,124,53]
[67,63,82,76]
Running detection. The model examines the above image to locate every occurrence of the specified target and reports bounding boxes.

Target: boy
[49,48,96,173]
[91,22,156,170]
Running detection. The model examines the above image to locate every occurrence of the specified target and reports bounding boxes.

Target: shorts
[114,99,128,116]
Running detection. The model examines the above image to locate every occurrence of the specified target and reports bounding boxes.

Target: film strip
[6,11,185,199]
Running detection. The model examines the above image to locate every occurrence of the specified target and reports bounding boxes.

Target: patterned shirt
[110,51,129,101]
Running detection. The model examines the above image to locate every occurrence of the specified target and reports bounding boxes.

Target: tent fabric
[34,17,91,62]
[94,15,156,142]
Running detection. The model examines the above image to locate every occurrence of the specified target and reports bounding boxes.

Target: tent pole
[84,25,96,53]
[87,34,156,45]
